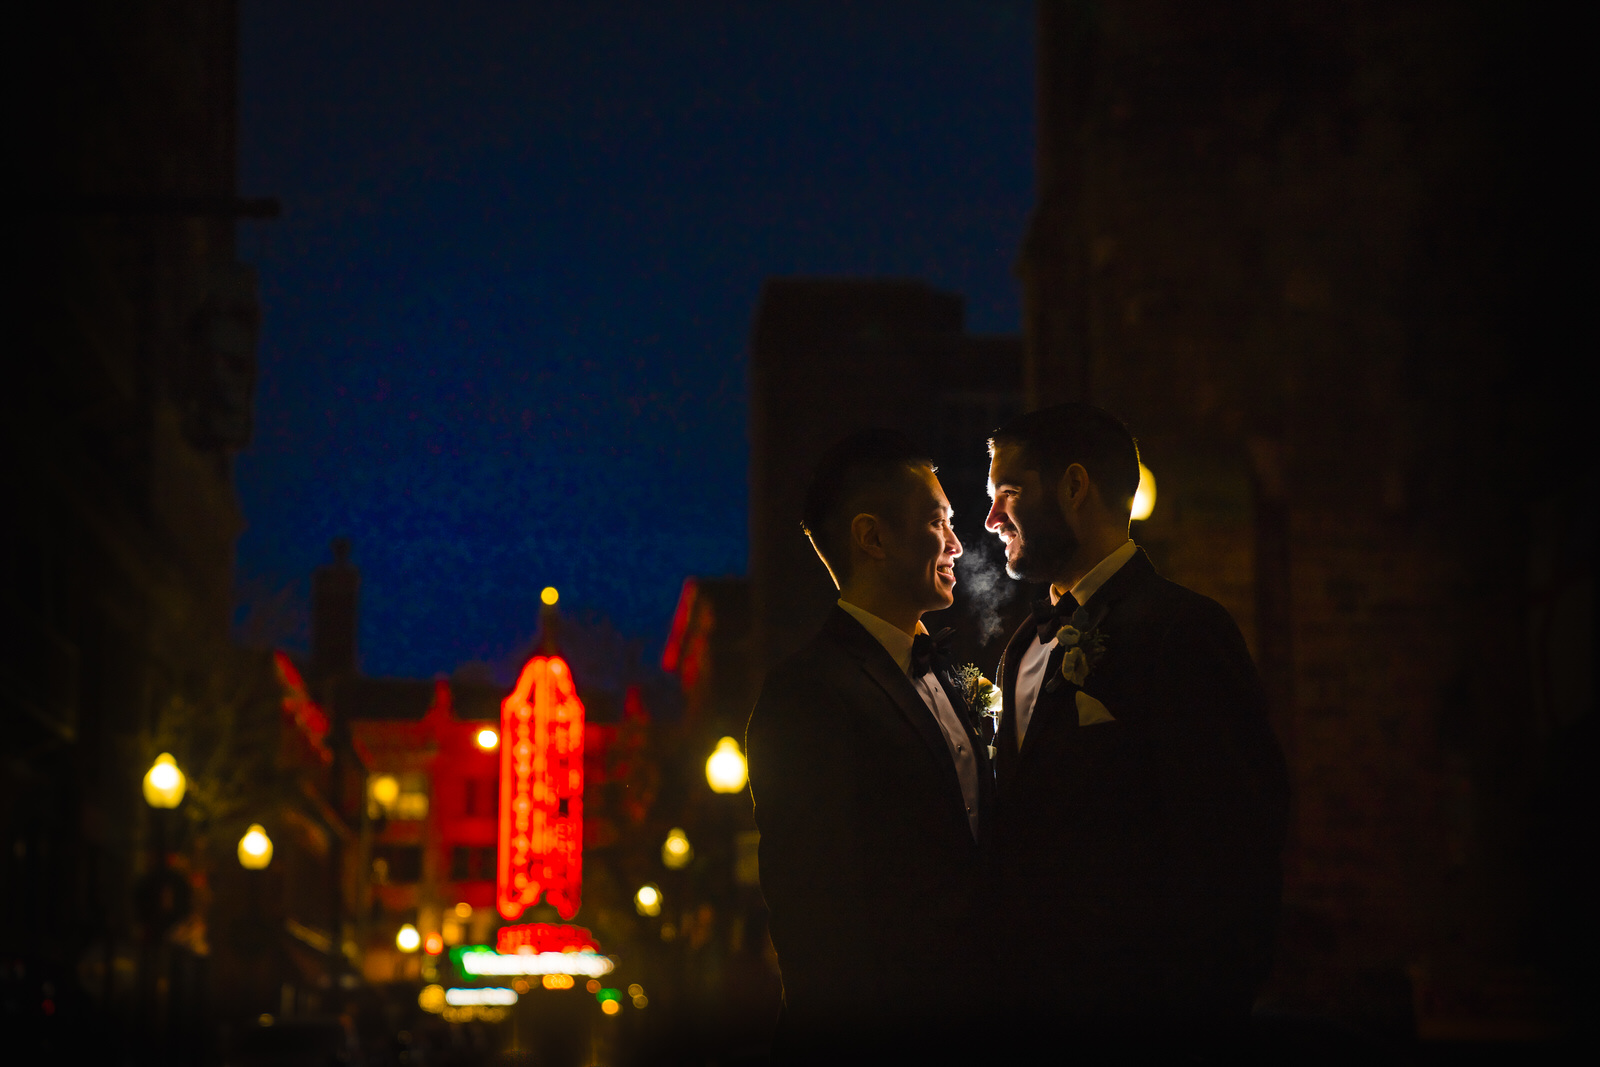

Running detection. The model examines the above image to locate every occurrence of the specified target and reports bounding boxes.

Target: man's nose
[947,527,963,558]
[985,499,1006,532]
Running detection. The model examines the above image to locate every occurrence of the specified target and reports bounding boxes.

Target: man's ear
[1056,463,1092,514]
[849,512,888,561]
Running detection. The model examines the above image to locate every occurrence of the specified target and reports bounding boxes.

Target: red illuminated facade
[496,922,599,955]
[498,655,585,920]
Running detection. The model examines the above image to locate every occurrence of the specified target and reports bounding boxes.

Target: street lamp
[661,828,693,870]
[237,824,274,869]
[143,753,187,808]
[397,924,421,952]
[634,884,662,917]
[475,727,499,750]
[1131,462,1157,521]
[705,737,748,794]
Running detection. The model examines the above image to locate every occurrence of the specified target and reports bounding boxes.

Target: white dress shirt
[1013,539,1138,749]
[837,599,981,841]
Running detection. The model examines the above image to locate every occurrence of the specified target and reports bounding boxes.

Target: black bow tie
[1033,594,1083,643]
[910,626,955,678]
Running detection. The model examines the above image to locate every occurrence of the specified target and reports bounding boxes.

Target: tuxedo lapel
[995,615,1035,785]
[823,608,959,785]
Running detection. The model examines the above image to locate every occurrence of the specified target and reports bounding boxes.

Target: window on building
[449,845,496,883]
[464,778,479,817]
[372,845,422,884]
[368,771,429,821]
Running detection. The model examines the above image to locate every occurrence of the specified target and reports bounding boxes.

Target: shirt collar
[1053,539,1138,607]
[837,598,927,676]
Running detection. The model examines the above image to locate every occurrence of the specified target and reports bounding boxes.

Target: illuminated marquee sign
[452,945,615,978]
[496,923,599,955]
[498,655,585,920]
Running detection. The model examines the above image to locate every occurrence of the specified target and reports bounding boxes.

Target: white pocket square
[1075,691,1115,726]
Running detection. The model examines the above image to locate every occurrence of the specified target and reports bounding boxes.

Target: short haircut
[802,429,935,586]
[988,403,1141,513]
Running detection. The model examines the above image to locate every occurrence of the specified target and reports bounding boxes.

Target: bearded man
[746,429,991,1064]
[984,403,1289,1054]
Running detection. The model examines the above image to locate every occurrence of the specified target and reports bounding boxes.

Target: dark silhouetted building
[748,278,1026,676]
[1021,0,1589,1044]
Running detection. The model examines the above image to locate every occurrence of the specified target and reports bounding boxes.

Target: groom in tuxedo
[746,429,991,1063]
[985,403,1289,1050]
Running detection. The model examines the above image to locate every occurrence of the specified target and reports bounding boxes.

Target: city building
[5,0,293,1055]
[1020,0,1589,1040]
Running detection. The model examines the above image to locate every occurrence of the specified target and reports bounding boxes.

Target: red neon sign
[496,923,599,955]
[498,655,585,920]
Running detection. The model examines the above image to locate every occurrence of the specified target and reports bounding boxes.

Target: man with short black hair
[985,402,1289,1053]
[746,429,990,1063]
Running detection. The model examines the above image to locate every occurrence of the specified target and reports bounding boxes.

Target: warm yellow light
[705,737,748,794]
[143,753,187,808]
[454,902,473,920]
[632,994,648,1009]
[634,884,662,917]
[1131,463,1157,521]
[541,586,559,606]
[543,973,575,990]
[397,924,421,952]
[586,979,601,994]
[627,984,644,997]
[661,828,693,869]
[601,999,621,1015]
[475,727,499,751]
[370,775,400,808]
[418,984,446,1014]
[237,824,273,869]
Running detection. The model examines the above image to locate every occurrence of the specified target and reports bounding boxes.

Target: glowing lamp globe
[424,932,444,955]
[540,586,560,606]
[370,774,400,809]
[1131,463,1157,522]
[661,828,693,870]
[143,753,187,808]
[397,924,421,952]
[476,727,500,750]
[634,884,662,917]
[705,737,748,794]
[237,824,274,869]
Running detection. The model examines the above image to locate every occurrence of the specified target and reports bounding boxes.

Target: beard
[1004,502,1079,583]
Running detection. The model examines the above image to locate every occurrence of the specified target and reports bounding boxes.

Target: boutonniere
[1044,611,1107,694]
[951,662,1000,733]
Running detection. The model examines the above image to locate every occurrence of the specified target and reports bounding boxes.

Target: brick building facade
[1021,0,1590,1037]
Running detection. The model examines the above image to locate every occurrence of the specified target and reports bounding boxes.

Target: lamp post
[1131,462,1157,521]
[237,824,274,869]
[143,753,187,808]
[705,737,748,794]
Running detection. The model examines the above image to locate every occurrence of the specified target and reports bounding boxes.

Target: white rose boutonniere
[1045,616,1107,694]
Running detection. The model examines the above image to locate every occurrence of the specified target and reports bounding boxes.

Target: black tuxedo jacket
[746,606,993,1051]
[994,548,1289,1027]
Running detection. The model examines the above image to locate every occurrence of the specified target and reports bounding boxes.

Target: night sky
[235,1,1035,680]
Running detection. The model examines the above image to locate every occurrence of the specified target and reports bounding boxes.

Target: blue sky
[235,0,1035,677]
